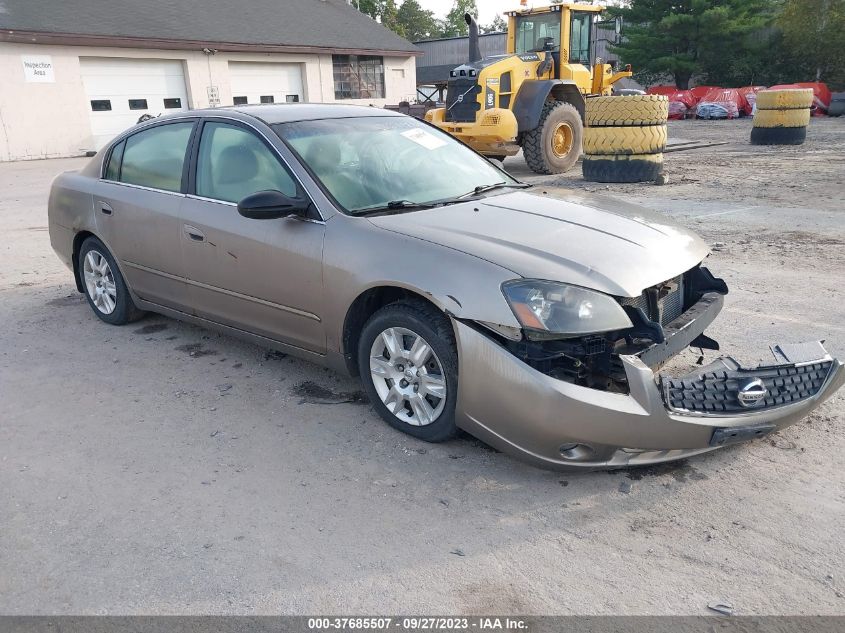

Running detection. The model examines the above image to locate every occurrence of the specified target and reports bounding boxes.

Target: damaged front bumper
[452,298,844,470]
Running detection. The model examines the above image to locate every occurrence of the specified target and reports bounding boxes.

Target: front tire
[358,301,458,442]
[78,236,144,325]
[522,101,583,174]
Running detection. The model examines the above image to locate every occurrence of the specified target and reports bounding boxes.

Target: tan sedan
[48,104,844,469]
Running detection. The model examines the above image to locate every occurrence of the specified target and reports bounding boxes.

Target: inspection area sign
[21,55,55,82]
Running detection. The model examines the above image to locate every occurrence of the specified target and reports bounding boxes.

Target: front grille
[661,360,833,413]
[620,275,684,325]
[445,78,481,123]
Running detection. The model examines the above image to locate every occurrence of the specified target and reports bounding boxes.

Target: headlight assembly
[502,280,633,339]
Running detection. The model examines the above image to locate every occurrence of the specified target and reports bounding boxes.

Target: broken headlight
[502,280,632,340]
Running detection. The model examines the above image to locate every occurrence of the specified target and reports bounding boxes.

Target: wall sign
[22,55,55,83]
[207,85,220,107]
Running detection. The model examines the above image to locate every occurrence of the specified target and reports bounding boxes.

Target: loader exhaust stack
[465,13,481,63]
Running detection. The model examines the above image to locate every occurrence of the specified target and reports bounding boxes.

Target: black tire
[523,101,583,175]
[358,300,458,442]
[78,236,145,325]
[582,154,664,183]
[750,125,807,146]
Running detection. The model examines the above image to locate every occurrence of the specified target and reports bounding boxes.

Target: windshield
[275,116,517,215]
[515,12,561,54]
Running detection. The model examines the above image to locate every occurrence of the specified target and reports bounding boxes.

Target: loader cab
[507,4,601,72]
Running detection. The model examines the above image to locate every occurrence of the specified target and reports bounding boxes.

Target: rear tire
[582,124,667,156]
[585,95,669,127]
[752,108,810,128]
[358,300,458,442]
[750,125,807,145]
[78,236,144,325]
[582,154,664,183]
[755,89,814,110]
[523,101,583,175]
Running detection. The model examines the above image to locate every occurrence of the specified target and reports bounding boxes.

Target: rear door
[179,119,326,352]
[95,120,196,311]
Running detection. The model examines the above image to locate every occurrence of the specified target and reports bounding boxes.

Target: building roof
[0,0,420,55]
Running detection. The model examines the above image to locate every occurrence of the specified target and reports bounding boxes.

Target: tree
[353,0,406,38]
[397,0,439,41]
[779,0,845,86]
[481,14,507,34]
[381,0,405,37]
[440,0,479,37]
[610,0,777,89]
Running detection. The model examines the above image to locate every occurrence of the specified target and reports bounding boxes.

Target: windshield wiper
[456,181,531,199]
[352,200,438,216]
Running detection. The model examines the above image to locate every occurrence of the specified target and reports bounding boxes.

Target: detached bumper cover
[453,313,844,470]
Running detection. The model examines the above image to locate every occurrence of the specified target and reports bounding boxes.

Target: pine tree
[610,0,777,89]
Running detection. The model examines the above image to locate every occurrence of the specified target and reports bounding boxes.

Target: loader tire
[585,95,668,127]
[583,124,667,156]
[755,89,814,110]
[752,108,811,128]
[750,126,807,146]
[582,153,663,183]
[523,101,583,175]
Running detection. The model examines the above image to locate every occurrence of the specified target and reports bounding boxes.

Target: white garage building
[0,0,420,161]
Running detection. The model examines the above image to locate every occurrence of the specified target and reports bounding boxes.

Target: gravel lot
[1,117,843,615]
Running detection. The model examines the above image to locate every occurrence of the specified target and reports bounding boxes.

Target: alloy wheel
[369,327,447,426]
[83,249,117,315]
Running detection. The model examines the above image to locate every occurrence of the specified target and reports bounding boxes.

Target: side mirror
[237,190,309,220]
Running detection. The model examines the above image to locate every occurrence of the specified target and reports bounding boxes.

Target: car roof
[188,103,405,125]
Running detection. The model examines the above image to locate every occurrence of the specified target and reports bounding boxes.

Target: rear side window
[104,140,126,181]
[119,122,194,192]
[195,122,298,203]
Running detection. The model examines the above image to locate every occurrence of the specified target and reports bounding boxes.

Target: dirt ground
[1,117,843,615]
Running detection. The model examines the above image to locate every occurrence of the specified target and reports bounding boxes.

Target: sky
[418,2,622,26]
[420,1,517,26]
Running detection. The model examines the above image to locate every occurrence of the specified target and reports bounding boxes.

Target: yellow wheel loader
[425,2,632,175]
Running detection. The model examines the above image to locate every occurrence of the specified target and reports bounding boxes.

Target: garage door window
[163,98,182,109]
[91,100,112,111]
[332,55,385,99]
[119,122,194,192]
[196,122,298,204]
[128,99,148,110]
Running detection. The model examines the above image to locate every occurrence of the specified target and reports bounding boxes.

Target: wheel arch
[513,80,585,132]
[71,230,97,293]
[341,285,453,377]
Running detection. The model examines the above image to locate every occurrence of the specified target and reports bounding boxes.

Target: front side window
[333,55,385,99]
[569,12,592,64]
[515,12,561,54]
[119,122,194,192]
[276,116,516,215]
[196,122,298,204]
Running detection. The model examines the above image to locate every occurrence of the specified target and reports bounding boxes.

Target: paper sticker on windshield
[401,128,447,150]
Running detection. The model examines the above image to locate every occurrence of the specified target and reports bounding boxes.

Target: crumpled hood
[368,187,709,297]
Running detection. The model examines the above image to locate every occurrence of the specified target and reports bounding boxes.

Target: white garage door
[228,62,304,106]
[80,58,189,149]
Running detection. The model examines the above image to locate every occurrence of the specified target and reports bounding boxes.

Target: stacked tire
[829,92,845,118]
[751,89,813,145]
[582,95,668,183]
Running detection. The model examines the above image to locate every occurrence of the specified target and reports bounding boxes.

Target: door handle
[183,224,206,242]
[98,201,113,215]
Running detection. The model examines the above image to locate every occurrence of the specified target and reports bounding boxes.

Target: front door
[95,120,196,312]
[179,120,325,353]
